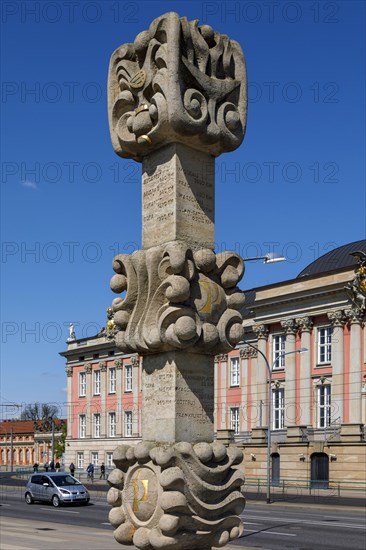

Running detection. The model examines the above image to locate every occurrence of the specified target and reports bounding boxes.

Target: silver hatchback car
[25,472,90,507]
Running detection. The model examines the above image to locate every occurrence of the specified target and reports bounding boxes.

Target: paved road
[1,492,365,550]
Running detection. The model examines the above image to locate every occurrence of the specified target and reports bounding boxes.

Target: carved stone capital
[108,12,247,162]
[65,367,73,377]
[345,307,364,326]
[252,324,268,340]
[131,355,140,367]
[327,310,346,328]
[111,242,245,355]
[115,358,123,370]
[240,346,257,359]
[296,316,313,333]
[84,363,92,374]
[108,441,245,549]
[100,363,108,372]
[280,319,297,335]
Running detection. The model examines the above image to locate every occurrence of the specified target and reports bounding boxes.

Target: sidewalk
[1,517,260,550]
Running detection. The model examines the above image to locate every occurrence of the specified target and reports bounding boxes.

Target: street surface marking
[244,529,297,537]
[243,514,366,530]
[39,507,80,514]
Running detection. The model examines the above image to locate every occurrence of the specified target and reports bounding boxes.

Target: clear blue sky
[1,1,365,415]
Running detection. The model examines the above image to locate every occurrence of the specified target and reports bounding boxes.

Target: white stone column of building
[296,317,313,426]
[100,362,107,438]
[219,354,228,430]
[240,348,249,432]
[252,325,269,427]
[85,363,92,439]
[281,319,297,427]
[115,359,123,437]
[327,311,346,424]
[214,355,219,433]
[131,355,140,436]
[65,367,73,439]
[345,307,364,424]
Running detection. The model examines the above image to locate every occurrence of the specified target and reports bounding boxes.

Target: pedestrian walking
[33,462,38,472]
[44,462,49,472]
[69,462,75,475]
[50,460,55,471]
[100,462,106,480]
[86,462,94,482]
[55,461,60,472]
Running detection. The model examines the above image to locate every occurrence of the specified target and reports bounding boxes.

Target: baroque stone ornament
[108,441,245,550]
[110,242,245,354]
[108,12,247,161]
[345,250,366,310]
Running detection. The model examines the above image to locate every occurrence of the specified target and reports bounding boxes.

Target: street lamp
[244,342,308,503]
[243,252,286,264]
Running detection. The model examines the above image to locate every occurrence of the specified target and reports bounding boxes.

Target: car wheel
[52,495,61,507]
[25,492,34,505]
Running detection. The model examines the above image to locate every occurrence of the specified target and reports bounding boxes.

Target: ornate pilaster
[281,319,298,427]
[219,354,228,430]
[345,308,364,424]
[65,367,73,439]
[296,317,312,426]
[85,363,93,438]
[115,358,123,369]
[328,310,346,423]
[99,361,107,438]
[252,325,268,426]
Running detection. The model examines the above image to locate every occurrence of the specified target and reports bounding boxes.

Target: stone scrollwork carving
[345,250,366,311]
[108,12,247,161]
[110,242,245,355]
[107,441,245,549]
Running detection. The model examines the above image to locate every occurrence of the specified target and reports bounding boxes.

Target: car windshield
[52,475,81,487]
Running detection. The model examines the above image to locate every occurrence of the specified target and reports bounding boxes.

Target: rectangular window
[79,415,86,438]
[125,364,132,392]
[230,407,240,435]
[318,384,331,428]
[124,411,133,437]
[77,452,84,469]
[273,388,285,430]
[109,367,116,393]
[79,372,86,397]
[230,357,240,387]
[91,451,98,466]
[273,334,286,369]
[93,413,101,438]
[109,412,116,437]
[94,370,101,395]
[106,452,113,467]
[318,327,332,364]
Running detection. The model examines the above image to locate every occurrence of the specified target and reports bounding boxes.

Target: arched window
[7,450,11,461]
[1,450,4,462]
[311,453,329,489]
[19,450,23,462]
[26,449,30,462]
[271,453,280,487]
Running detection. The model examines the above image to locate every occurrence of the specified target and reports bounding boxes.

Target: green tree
[54,422,67,457]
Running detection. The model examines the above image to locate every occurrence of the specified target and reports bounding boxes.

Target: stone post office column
[281,319,297,427]
[107,12,248,550]
[131,355,140,437]
[296,317,312,426]
[328,311,346,423]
